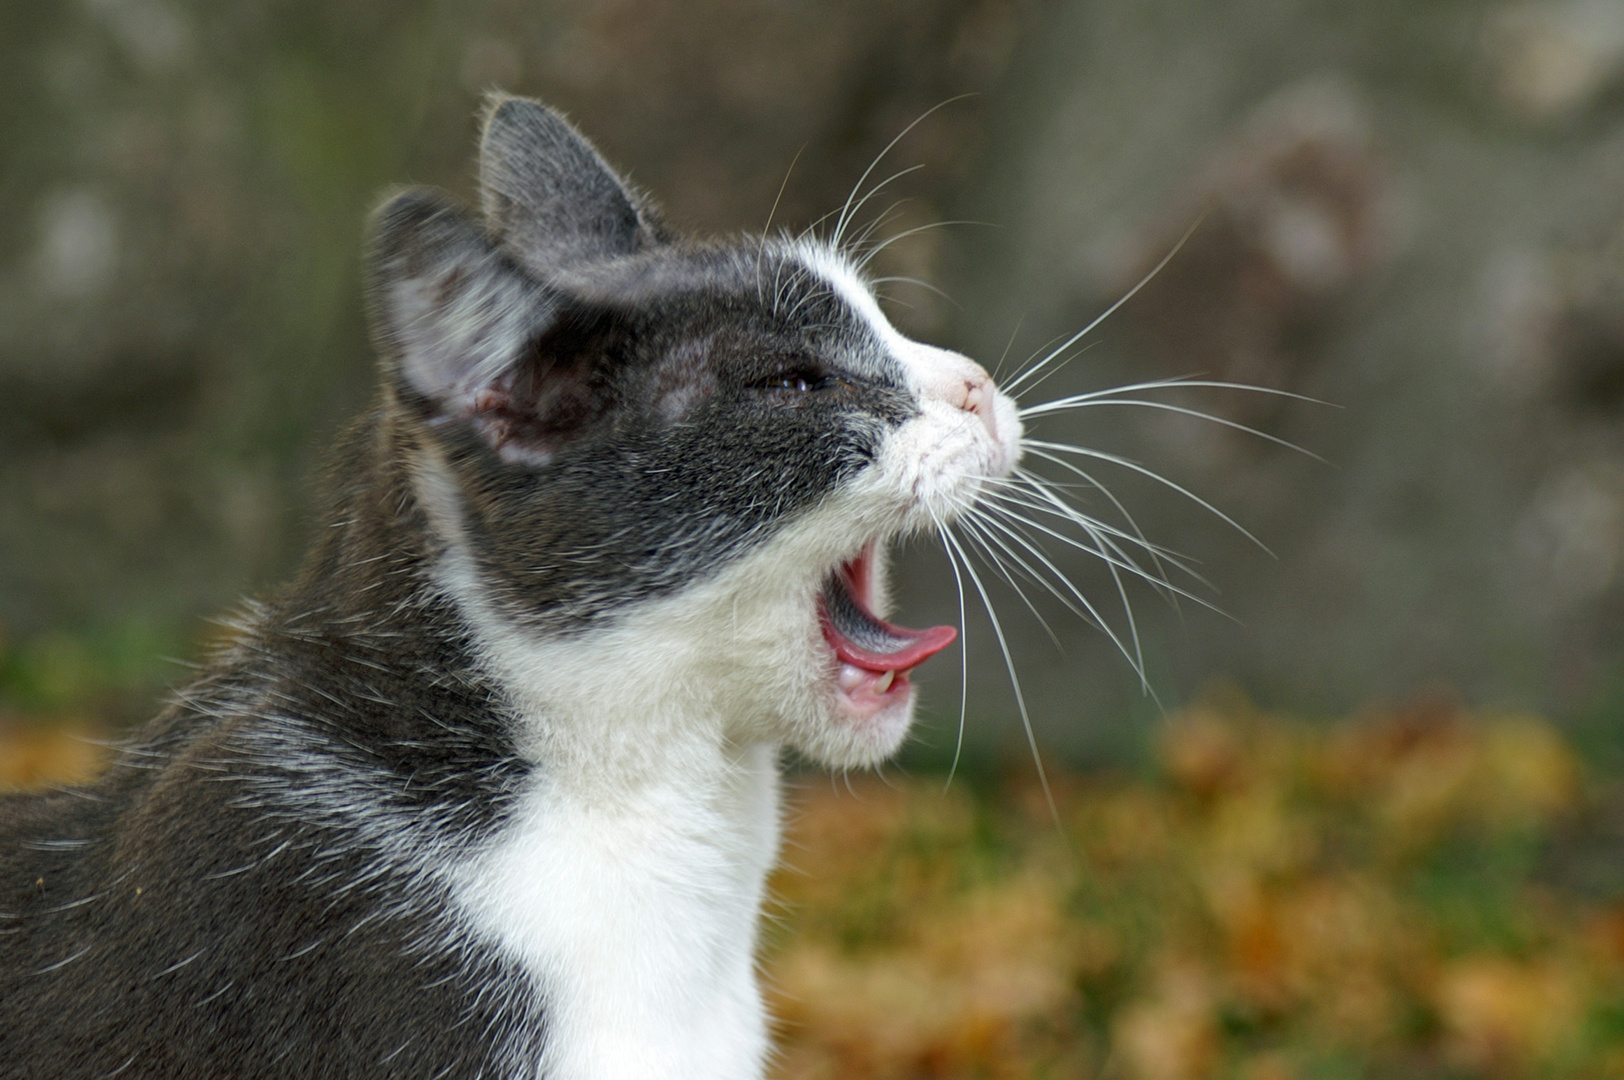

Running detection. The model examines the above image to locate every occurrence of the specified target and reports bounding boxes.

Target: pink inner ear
[471,387,511,414]
[447,334,611,466]
[466,384,534,462]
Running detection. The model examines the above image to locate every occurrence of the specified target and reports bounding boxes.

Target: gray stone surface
[907,0,1624,758]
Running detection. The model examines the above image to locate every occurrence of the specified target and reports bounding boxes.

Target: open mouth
[818,542,957,717]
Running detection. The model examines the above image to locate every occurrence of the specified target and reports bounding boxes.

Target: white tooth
[874,670,895,694]
[837,664,867,692]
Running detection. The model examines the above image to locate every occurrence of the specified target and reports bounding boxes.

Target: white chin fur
[804,679,918,768]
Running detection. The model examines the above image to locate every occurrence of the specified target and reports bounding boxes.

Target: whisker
[1004,463,1208,591]
[1010,457,1196,601]
[758,143,807,306]
[961,511,1113,657]
[781,279,833,327]
[939,526,1063,829]
[980,489,1229,617]
[962,506,1148,686]
[1032,496,1162,691]
[1016,491,1196,622]
[930,513,972,793]
[987,467,1200,573]
[853,219,990,273]
[1022,397,1326,462]
[982,483,1184,585]
[989,314,1026,384]
[843,201,912,257]
[1024,439,1274,555]
[1004,330,1072,387]
[1003,215,1205,396]
[829,96,974,250]
[868,276,961,308]
[983,484,1187,588]
[1013,341,1103,404]
[833,164,926,251]
[1020,377,1329,411]
[761,144,804,243]
[955,515,1068,651]
[980,503,1150,691]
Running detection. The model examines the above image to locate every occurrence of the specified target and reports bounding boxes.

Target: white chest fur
[450,741,780,1080]
[417,494,794,1078]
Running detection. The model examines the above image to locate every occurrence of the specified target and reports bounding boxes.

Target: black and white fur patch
[0,96,1020,1080]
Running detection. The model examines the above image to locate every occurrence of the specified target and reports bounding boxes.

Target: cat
[0,95,1022,1079]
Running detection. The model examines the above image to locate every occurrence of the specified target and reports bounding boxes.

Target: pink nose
[952,368,999,441]
[911,343,1002,442]
[959,373,989,419]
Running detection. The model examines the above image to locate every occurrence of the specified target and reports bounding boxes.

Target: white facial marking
[794,239,1022,492]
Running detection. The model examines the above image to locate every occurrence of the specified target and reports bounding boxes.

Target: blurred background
[11,1,1624,1076]
[9,0,1624,764]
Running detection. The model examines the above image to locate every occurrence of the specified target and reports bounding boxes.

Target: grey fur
[477,95,663,275]
[0,97,931,1078]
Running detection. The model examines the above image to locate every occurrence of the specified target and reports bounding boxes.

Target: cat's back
[0,611,545,1080]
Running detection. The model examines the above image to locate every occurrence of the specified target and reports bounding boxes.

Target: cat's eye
[751,369,848,394]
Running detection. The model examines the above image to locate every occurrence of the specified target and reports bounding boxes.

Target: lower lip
[835,662,914,717]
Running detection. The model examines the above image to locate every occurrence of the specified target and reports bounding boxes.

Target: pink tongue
[823,616,958,673]
[819,544,958,674]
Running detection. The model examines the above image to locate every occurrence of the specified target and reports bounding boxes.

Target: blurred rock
[8,0,1624,762]
[33,187,120,300]
[1486,0,1624,122]
[1101,78,1401,416]
[893,0,1624,758]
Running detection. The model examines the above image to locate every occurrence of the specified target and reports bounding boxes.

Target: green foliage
[0,619,184,717]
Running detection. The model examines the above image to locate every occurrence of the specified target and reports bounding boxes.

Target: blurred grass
[7,669,1624,1078]
[0,619,184,787]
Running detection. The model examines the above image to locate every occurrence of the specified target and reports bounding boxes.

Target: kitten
[0,96,1020,1079]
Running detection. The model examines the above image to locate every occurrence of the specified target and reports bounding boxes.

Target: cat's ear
[366,188,555,411]
[477,94,660,272]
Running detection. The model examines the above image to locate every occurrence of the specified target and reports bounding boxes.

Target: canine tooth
[874,670,895,693]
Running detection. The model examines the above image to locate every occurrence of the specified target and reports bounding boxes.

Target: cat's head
[366,96,1020,768]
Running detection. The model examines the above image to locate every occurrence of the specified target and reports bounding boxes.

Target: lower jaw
[790,678,916,769]
[835,663,917,724]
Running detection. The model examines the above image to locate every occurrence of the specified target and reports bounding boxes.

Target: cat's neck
[402,419,771,774]
[278,403,443,627]
[417,424,785,1078]
[248,399,784,807]
[450,737,779,1080]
